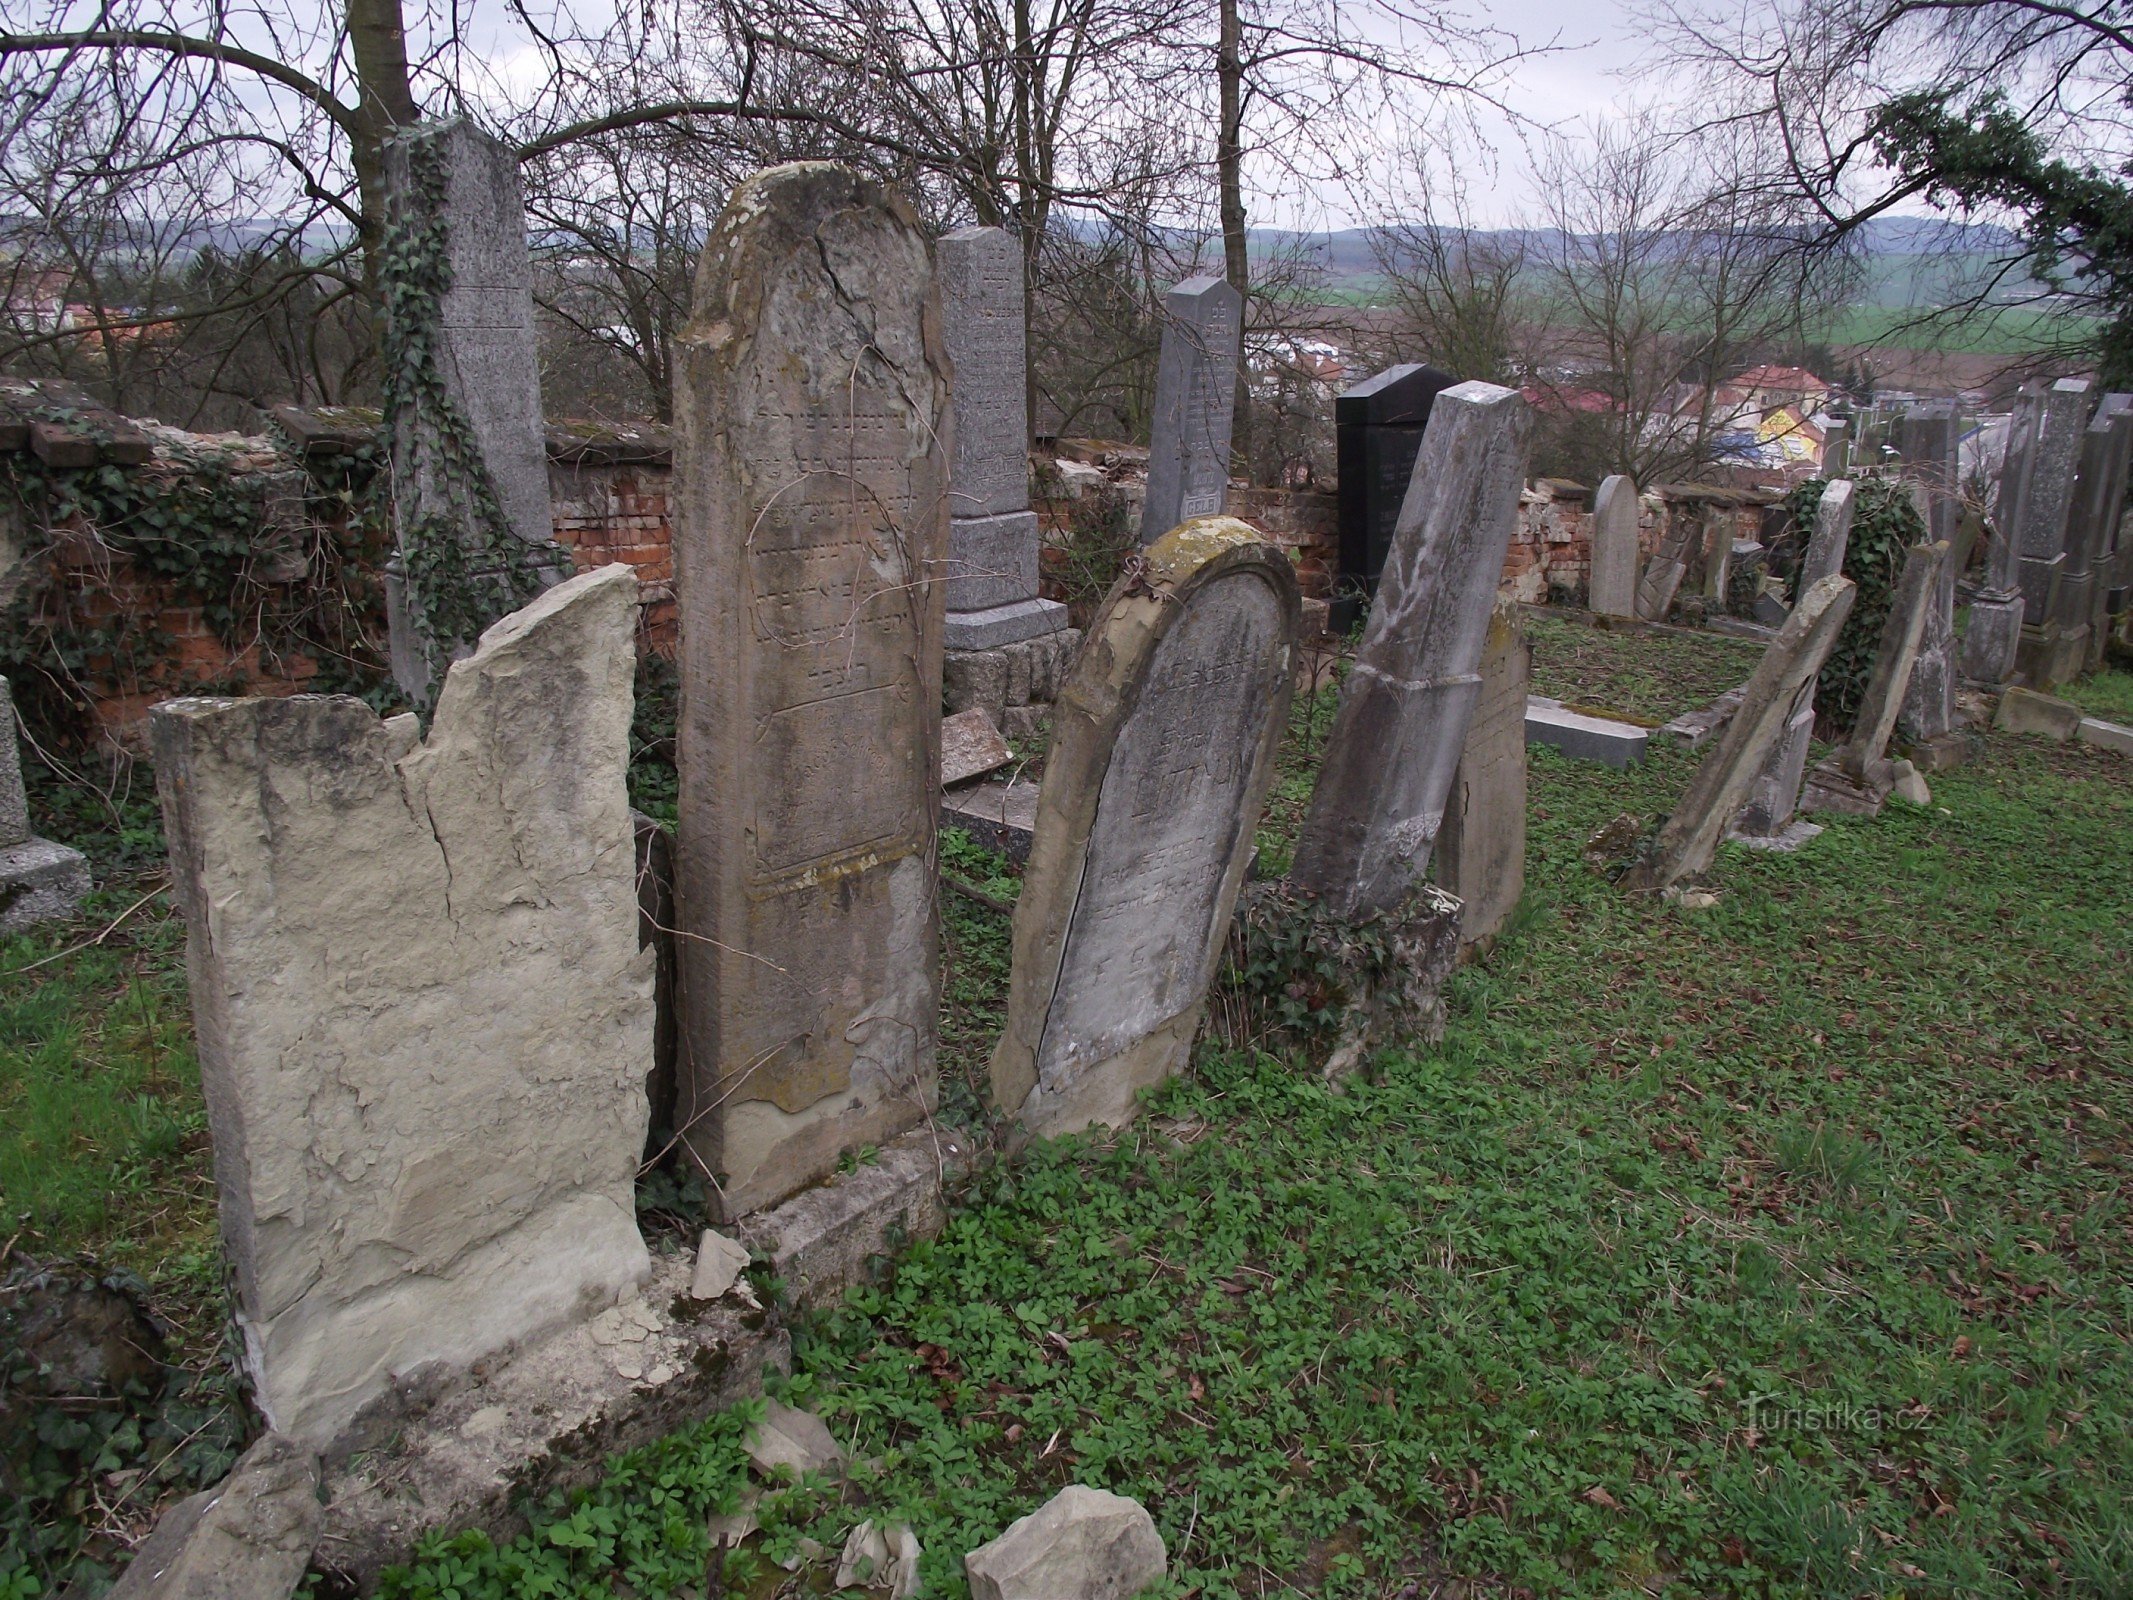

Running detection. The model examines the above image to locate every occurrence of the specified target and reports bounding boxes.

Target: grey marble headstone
[990,520,1296,1138]
[2012,378,2093,622]
[1140,276,1242,543]
[0,676,26,850]
[1589,475,1641,618]
[381,119,560,699]
[937,227,1066,649]
[673,163,946,1220]
[1290,381,1533,920]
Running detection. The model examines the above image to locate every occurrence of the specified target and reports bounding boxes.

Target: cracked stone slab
[152,563,654,1447]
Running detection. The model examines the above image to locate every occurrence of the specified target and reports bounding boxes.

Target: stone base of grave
[315,1126,968,1592]
[1589,609,1646,632]
[1526,698,1649,768]
[1902,731,1968,773]
[1961,592,2024,686]
[2015,620,2089,690]
[944,627,1082,741]
[1800,759,1892,817]
[1724,817,1823,852]
[0,836,91,935]
[1661,687,1746,750]
[941,777,1040,862]
[943,597,1071,652]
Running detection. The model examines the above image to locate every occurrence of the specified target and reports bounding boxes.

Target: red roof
[1732,365,1830,394]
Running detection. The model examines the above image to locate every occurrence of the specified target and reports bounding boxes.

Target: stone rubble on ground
[838,1518,923,1597]
[744,1399,846,1482]
[101,1433,320,1600]
[690,1229,754,1303]
[964,1485,1167,1600]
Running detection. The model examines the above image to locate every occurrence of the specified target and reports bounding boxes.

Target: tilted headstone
[1893,400,1961,545]
[2041,392,2133,683]
[990,517,1297,1137]
[673,163,947,1219]
[1618,572,1857,893]
[1431,597,1528,948]
[937,226,1068,651]
[0,675,26,850]
[1635,515,1691,621]
[2079,393,2133,674]
[1333,363,1456,626]
[1289,381,1533,920]
[379,119,562,700]
[1802,541,1948,815]
[1140,276,1242,543]
[150,565,654,1446]
[1966,383,2048,684]
[1588,474,1641,619]
[1734,480,1853,839]
[0,675,90,933]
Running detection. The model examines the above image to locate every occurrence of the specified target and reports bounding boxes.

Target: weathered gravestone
[0,675,91,934]
[151,564,654,1446]
[1732,479,1853,843]
[1889,400,1963,756]
[2037,392,2133,685]
[2079,394,2133,674]
[1140,276,1242,543]
[1432,597,1528,948]
[1965,382,2050,685]
[937,226,1068,651]
[1618,572,1856,894]
[2004,377,2094,688]
[379,119,564,701]
[673,163,947,1219]
[1289,380,1533,920]
[1333,363,1456,628]
[1802,540,1948,815]
[990,518,1297,1137]
[1589,474,1642,620]
[1821,416,1851,477]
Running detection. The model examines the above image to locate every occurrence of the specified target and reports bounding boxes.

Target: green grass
[1525,613,1763,726]
[2060,667,2133,725]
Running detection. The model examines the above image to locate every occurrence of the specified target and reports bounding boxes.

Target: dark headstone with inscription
[380,119,560,699]
[1332,363,1456,628]
[673,163,948,1219]
[1140,277,1243,543]
[938,226,1067,649]
[991,517,1297,1138]
[1290,381,1532,921]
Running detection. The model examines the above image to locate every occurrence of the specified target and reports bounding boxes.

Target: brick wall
[1498,480,1781,607]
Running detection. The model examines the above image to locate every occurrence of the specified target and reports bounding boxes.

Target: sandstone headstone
[151,564,654,1446]
[1635,518,1690,621]
[2078,393,2133,674]
[1619,573,1857,893]
[104,1433,320,1600]
[1733,479,1852,838]
[941,706,1013,786]
[380,119,562,699]
[0,676,92,934]
[1432,598,1528,948]
[672,163,947,1219]
[1140,276,1242,543]
[2011,378,2093,625]
[1589,474,1641,619]
[1802,540,1946,815]
[965,1486,1167,1600]
[1821,416,1851,477]
[1333,362,1456,625]
[2035,392,2133,684]
[0,675,25,849]
[1289,381,1532,920]
[1966,382,2048,684]
[990,518,1296,1137]
[938,226,1068,650]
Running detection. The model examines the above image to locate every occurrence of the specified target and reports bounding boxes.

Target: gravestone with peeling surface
[379,119,563,700]
[991,518,1296,1137]
[673,163,947,1218]
[1589,474,1641,619]
[1289,380,1533,920]
[938,226,1067,651]
[0,674,91,933]
[1140,276,1242,543]
[151,564,653,1446]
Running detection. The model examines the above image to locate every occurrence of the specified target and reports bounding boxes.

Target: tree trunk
[1217,0,1251,484]
[344,0,420,294]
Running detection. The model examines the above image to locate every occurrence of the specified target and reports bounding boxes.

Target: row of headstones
[145,157,1529,1449]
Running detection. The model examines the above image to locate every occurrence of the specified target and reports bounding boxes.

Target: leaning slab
[1526,700,1649,769]
[1802,540,1946,817]
[105,1433,319,1600]
[990,518,1297,1138]
[151,564,654,1447]
[1433,599,1528,949]
[1994,686,2083,742]
[2079,716,2133,757]
[942,777,1041,862]
[1619,573,1856,893]
[672,162,947,1220]
[965,1485,1167,1600]
[1289,380,1532,920]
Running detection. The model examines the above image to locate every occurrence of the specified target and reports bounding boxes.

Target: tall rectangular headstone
[990,519,1297,1136]
[1431,598,1528,947]
[2045,392,2133,681]
[2013,377,2093,620]
[0,674,26,850]
[150,565,654,1446]
[938,226,1068,650]
[1289,381,1533,920]
[1891,401,1961,748]
[1821,417,1851,477]
[1802,540,1948,815]
[380,119,561,700]
[1967,382,2048,684]
[2081,393,2133,673]
[1588,474,1641,619]
[673,163,947,1220]
[1140,276,1242,543]
[1333,363,1456,626]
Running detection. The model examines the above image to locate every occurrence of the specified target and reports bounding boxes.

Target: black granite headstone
[1334,363,1456,630]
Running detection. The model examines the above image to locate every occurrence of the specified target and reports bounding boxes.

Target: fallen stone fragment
[1526,698,1648,769]
[105,1433,320,1599]
[2079,715,2133,756]
[1891,761,1932,806]
[838,1518,922,1597]
[691,1230,752,1302]
[1993,686,2082,742]
[745,1399,845,1482]
[941,707,1013,787]
[964,1484,1167,1600]
[706,1490,759,1548]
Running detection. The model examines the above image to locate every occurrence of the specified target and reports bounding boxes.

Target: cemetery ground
[4,624,2132,1598]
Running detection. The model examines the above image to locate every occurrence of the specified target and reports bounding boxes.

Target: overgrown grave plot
[1525,612,1764,726]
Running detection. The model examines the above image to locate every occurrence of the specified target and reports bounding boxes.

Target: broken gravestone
[1140,276,1243,542]
[1588,474,1641,620]
[1618,572,1857,893]
[965,1485,1167,1600]
[103,1433,320,1600]
[1802,540,1948,816]
[990,517,1296,1137]
[1289,380,1533,919]
[1432,597,1528,949]
[1,674,90,934]
[151,564,653,1445]
[672,162,947,1219]
[1891,400,1964,752]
